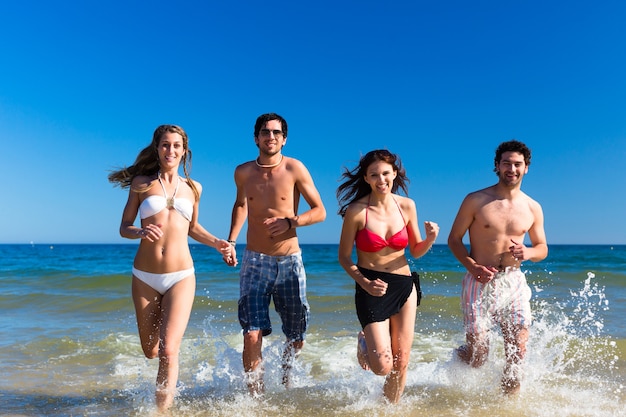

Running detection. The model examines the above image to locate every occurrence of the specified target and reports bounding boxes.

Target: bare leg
[132,277,162,360]
[501,324,528,394]
[242,330,264,396]
[154,276,195,411]
[282,339,304,388]
[361,322,393,376]
[456,332,490,368]
[382,289,417,404]
[131,275,195,411]
[357,331,370,371]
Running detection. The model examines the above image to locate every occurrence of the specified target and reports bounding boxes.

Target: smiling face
[254,119,286,157]
[496,151,528,187]
[364,160,397,195]
[157,131,186,171]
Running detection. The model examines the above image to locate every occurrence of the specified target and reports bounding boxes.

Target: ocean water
[0,243,624,416]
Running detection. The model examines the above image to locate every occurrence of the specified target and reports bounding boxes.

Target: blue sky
[1,1,625,245]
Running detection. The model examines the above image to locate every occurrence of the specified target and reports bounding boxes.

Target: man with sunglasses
[225,113,326,396]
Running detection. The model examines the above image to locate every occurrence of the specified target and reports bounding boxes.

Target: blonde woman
[109,125,233,410]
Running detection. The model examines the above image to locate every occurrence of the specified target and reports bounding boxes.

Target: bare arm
[227,166,249,242]
[448,194,498,282]
[119,177,163,242]
[186,181,236,264]
[338,204,387,297]
[447,195,475,270]
[403,197,439,259]
[289,160,326,228]
[513,199,548,262]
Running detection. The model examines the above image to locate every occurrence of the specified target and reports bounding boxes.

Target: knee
[158,345,180,363]
[243,330,262,347]
[457,344,488,368]
[393,351,411,373]
[470,353,488,368]
[369,352,394,376]
[289,339,304,352]
[371,363,393,376]
[465,334,489,367]
[141,341,159,359]
[470,344,489,367]
[143,348,159,360]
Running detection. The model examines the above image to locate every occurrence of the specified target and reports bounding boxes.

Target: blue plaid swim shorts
[238,249,310,341]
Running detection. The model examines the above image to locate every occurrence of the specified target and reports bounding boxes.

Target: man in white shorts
[448,140,548,394]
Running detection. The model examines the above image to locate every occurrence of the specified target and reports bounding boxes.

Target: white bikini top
[139,174,194,221]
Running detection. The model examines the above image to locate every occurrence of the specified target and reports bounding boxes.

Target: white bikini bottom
[132,267,195,295]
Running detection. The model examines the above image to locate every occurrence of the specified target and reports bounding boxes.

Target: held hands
[217,239,238,267]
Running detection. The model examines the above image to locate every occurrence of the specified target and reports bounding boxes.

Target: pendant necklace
[255,154,283,169]
[158,171,180,208]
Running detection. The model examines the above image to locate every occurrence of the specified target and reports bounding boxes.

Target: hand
[263,217,292,237]
[509,239,527,262]
[140,224,163,242]
[470,264,499,284]
[424,221,440,241]
[217,239,238,267]
[363,278,388,297]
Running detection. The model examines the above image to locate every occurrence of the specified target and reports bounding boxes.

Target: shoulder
[185,177,202,193]
[394,194,416,211]
[234,161,256,180]
[344,196,368,219]
[282,156,314,182]
[130,175,155,192]
[464,185,496,204]
[235,160,256,171]
[522,192,543,213]
[284,156,308,172]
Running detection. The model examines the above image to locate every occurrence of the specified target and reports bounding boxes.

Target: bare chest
[245,173,295,213]
[474,199,534,236]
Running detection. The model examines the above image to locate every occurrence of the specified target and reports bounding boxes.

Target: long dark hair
[108,125,199,200]
[337,149,409,217]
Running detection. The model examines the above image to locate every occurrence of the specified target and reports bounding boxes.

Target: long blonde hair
[108,125,200,200]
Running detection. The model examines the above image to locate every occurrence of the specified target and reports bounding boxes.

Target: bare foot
[502,363,521,394]
[155,388,174,412]
[357,331,370,371]
[501,376,521,395]
[454,345,471,364]
[245,369,265,397]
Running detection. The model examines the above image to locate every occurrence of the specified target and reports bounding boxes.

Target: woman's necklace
[158,171,180,208]
[255,154,283,168]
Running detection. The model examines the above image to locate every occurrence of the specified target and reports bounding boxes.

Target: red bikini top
[354,196,409,252]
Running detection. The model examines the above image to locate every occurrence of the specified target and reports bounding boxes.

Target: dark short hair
[494,140,531,173]
[254,113,288,138]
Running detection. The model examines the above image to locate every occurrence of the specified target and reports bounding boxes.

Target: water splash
[108,271,625,416]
